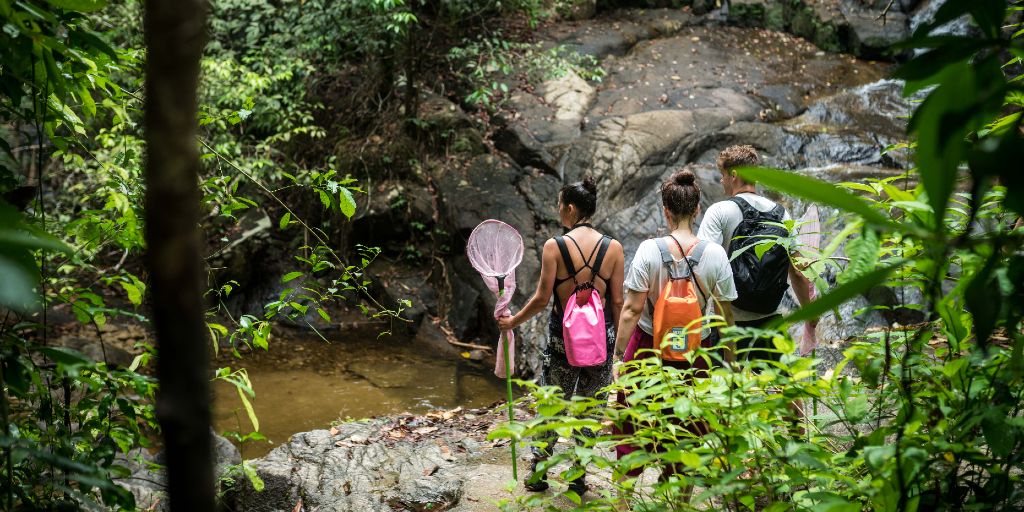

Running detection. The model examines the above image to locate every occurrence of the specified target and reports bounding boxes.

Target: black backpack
[727,196,790,314]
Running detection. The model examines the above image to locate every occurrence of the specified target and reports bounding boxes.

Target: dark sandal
[524,458,549,492]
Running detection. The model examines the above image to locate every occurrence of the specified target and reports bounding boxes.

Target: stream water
[210,323,512,458]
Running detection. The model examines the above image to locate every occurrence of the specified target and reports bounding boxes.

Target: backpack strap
[653,238,681,279]
[554,236,577,278]
[589,236,612,284]
[680,239,710,306]
[728,195,758,222]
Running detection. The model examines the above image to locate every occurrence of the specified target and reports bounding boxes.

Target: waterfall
[909,0,977,39]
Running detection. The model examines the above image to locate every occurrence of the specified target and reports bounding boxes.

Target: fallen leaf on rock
[330,426,340,436]
[292,499,304,512]
[413,426,438,434]
[690,36,700,41]
[335,442,359,447]
[389,431,405,438]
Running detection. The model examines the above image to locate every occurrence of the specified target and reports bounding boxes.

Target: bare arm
[718,300,736,363]
[609,242,625,332]
[615,289,646,358]
[789,262,815,310]
[789,262,818,333]
[498,239,559,332]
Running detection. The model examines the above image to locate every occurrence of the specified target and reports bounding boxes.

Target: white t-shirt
[697,192,792,321]
[624,238,737,338]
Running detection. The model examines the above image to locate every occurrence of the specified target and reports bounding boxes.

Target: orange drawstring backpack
[647,236,710,362]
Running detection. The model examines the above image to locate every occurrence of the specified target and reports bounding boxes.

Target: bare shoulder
[542,237,559,254]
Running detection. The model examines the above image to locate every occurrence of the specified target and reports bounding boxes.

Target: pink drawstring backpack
[556,235,612,367]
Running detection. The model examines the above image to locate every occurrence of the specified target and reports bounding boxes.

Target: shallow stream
[210,324,511,458]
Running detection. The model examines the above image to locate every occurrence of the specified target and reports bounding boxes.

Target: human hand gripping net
[466,220,524,379]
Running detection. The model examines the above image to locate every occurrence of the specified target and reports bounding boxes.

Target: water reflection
[211,326,512,458]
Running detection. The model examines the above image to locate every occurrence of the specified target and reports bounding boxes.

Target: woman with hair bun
[497,174,625,495]
[611,169,738,505]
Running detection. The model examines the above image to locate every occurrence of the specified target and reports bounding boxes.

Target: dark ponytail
[662,169,700,218]
[560,174,598,221]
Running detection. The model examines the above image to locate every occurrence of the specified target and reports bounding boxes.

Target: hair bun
[672,169,696,186]
[581,175,598,194]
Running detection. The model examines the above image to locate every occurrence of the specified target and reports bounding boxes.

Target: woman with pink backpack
[612,169,738,506]
[497,175,625,495]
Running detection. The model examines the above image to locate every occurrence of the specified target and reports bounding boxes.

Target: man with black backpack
[697,145,816,429]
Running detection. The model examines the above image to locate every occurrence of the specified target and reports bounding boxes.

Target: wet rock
[384,475,464,511]
[564,89,762,213]
[541,73,595,123]
[231,425,462,512]
[560,0,597,20]
[493,122,559,173]
[441,264,482,343]
[120,428,242,511]
[846,10,910,60]
[415,90,485,156]
[371,269,438,332]
[414,317,463,357]
[57,336,134,368]
[750,85,809,119]
[434,154,532,238]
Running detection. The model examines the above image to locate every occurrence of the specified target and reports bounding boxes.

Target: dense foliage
[489,0,1024,509]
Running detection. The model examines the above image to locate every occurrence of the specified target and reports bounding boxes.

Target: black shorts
[733,314,784,363]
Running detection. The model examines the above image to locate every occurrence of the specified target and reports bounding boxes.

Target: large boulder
[563,88,762,213]
[845,10,910,60]
[434,154,532,239]
[231,424,463,512]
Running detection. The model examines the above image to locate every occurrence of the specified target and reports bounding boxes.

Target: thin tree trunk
[143,1,215,511]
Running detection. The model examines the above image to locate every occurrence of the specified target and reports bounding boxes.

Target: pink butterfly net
[466,220,524,378]
[797,205,820,356]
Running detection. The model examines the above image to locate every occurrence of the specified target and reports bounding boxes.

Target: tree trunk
[143,1,215,511]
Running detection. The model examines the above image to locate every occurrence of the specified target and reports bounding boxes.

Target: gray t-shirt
[697,192,792,321]
[624,238,737,338]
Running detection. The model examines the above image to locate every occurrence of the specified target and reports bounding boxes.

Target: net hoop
[467,219,524,277]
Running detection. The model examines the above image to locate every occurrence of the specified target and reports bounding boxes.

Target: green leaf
[35,347,92,366]
[778,265,900,324]
[339,188,356,219]
[317,308,330,322]
[734,167,903,232]
[40,0,108,11]
[242,462,265,492]
[238,387,259,432]
[845,394,869,424]
[982,411,1015,457]
[121,281,141,308]
[837,229,880,286]
[279,212,291,229]
[282,272,304,282]
[942,358,968,378]
[754,241,775,260]
[318,189,332,210]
